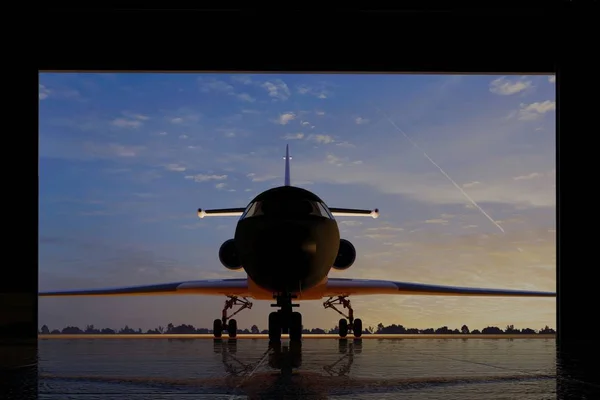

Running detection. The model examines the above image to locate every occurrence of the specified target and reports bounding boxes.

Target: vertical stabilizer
[284,144,291,186]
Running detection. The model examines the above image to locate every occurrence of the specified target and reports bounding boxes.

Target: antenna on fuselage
[283,144,291,186]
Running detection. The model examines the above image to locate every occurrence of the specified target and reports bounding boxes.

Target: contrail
[373,105,505,234]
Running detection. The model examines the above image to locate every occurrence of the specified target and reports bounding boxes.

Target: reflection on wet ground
[34,337,566,399]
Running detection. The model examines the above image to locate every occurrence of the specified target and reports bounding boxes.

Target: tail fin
[284,144,291,186]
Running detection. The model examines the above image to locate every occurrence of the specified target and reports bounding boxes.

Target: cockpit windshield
[240,200,334,220]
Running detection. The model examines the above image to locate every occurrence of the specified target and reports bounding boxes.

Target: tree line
[38,322,556,335]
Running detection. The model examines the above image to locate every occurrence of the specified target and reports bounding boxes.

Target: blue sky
[39,73,556,332]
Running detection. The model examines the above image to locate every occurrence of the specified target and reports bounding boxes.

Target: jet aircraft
[39,145,556,342]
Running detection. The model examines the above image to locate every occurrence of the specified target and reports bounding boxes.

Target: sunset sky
[39,73,556,332]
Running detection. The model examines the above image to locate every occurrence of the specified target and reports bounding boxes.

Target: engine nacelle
[219,239,243,271]
[332,239,356,270]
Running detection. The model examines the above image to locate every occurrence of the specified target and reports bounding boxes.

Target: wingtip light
[197,208,206,219]
[371,208,380,218]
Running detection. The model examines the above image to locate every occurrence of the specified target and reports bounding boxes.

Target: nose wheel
[269,293,303,343]
[213,296,253,339]
[324,296,363,338]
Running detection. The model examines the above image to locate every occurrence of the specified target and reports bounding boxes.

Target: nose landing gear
[268,293,303,343]
[213,296,253,339]
[323,296,363,338]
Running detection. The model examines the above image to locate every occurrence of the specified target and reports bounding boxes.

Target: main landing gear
[268,293,303,343]
[323,296,363,338]
[213,296,253,339]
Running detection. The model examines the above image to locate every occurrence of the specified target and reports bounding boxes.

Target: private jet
[40,145,556,342]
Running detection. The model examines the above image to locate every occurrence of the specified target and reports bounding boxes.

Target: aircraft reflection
[213,338,361,399]
[40,339,555,399]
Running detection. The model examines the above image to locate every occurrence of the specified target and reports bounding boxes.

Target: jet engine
[332,239,356,270]
[219,239,243,271]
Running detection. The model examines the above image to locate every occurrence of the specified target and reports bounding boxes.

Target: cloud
[335,141,355,148]
[230,75,254,85]
[355,117,369,124]
[165,164,186,172]
[262,79,291,101]
[111,118,142,129]
[462,181,480,188]
[198,77,234,94]
[283,133,304,140]
[184,174,227,183]
[236,93,256,103]
[340,220,363,227]
[316,111,325,116]
[548,76,555,83]
[296,84,330,99]
[326,154,343,166]
[83,143,145,158]
[179,134,188,139]
[489,76,533,95]
[424,219,449,225]
[276,112,296,125]
[171,117,184,124]
[308,134,335,144]
[247,173,278,182]
[215,182,227,190]
[514,101,556,121]
[513,172,542,181]
[39,84,51,100]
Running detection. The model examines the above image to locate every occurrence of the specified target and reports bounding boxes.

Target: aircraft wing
[325,278,556,297]
[39,278,250,297]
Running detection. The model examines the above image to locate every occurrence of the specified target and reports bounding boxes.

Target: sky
[39,72,556,332]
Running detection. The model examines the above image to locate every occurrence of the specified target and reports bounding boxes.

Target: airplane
[39,145,556,343]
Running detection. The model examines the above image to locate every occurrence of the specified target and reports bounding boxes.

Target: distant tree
[158,326,164,334]
[40,325,50,334]
[521,328,536,334]
[251,325,259,334]
[119,325,136,334]
[505,325,520,334]
[482,326,504,334]
[260,329,268,334]
[461,325,470,334]
[420,328,435,334]
[101,328,115,334]
[85,324,100,334]
[452,328,460,334]
[435,326,451,334]
[471,329,481,334]
[62,326,83,334]
[406,328,419,334]
[377,323,384,332]
[310,328,326,334]
[539,326,555,334]
[367,326,374,334]
[166,323,174,333]
[50,329,60,334]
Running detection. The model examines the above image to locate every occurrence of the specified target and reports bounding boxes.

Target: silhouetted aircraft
[39,145,556,342]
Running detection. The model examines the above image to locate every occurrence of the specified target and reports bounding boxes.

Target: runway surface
[34,337,561,399]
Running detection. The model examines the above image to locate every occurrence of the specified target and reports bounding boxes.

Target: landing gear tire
[213,319,223,338]
[228,319,237,338]
[289,312,303,343]
[353,318,363,338]
[213,296,253,339]
[269,311,281,343]
[339,318,348,338]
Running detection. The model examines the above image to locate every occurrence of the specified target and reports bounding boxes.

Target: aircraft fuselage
[234,186,340,294]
